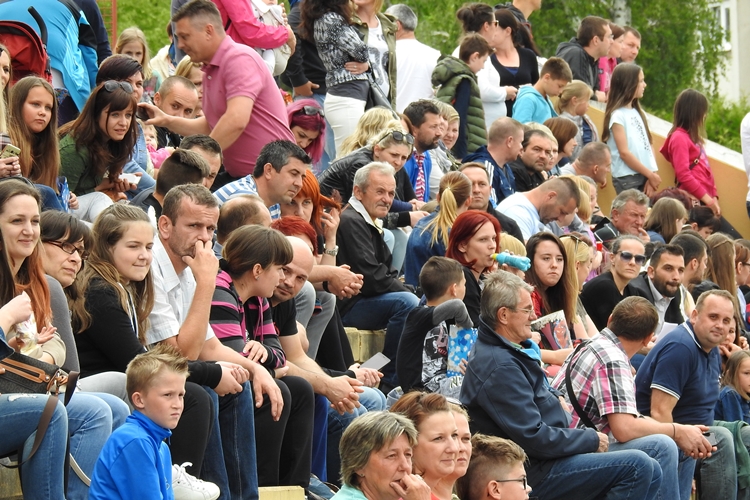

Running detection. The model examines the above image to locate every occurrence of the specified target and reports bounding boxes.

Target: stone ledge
[345,328,386,363]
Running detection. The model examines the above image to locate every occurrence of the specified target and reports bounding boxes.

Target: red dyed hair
[446,210,501,271]
[271,216,319,256]
[389,391,451,429]
[297,174,340,236]
[287,99,326,164]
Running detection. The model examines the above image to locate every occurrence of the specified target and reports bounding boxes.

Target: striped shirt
[212,175,280,219]
[551,328,639,437]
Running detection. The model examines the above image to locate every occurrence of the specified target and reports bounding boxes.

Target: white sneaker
[172,462,221,500]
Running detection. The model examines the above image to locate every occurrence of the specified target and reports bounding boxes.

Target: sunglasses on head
[102,80,134,94]
[618,251,646,265]
[297,106,324,118]
[378,130,414,145]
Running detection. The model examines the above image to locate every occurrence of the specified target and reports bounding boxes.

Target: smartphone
[704,432,718,447]
[0,144,20,159]
[360,352,390,371]
[135,103,150,122]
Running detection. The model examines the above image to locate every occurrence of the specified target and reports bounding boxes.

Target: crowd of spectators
[5,0,750,499]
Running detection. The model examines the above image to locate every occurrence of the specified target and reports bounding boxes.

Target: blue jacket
[512,85,557,125]
[90,411,174,500]
[0,0,98,111]
[403,151,433,202]
[403,211,445,287]
[715,386,750,424]
[463,145,516,204]
[460,318,600,485]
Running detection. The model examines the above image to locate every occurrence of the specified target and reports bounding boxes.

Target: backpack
[0,6,52,84]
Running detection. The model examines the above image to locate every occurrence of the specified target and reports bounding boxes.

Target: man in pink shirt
[143,0,296,185]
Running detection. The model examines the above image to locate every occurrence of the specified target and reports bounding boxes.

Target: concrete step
[345,328,386,363]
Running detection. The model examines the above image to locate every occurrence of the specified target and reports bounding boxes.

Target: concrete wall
[587,103,750,239]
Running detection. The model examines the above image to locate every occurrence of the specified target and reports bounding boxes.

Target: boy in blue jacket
[90,345,191,500]
[513,58,572,124]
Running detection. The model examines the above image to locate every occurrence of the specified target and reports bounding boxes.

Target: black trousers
[170,381,214,475]
[254,375,314,489]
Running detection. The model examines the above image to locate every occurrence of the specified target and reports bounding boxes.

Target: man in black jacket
[629,244,687,339]
[336,162,419,388]
[556,16,612,102]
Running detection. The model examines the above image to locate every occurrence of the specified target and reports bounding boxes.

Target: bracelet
[671,423,676,439]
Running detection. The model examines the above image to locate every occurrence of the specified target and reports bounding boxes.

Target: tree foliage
[117,0,172,54]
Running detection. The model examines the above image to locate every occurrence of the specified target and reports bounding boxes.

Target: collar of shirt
[153,237,183,294]
[204,35,234,71]
[600,328,628,357]
[348,196,383,233]
[682,319,709,354]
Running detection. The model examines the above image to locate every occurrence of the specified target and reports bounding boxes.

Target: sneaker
[172,462,220,500]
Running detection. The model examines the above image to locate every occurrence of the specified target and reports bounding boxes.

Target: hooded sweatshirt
[556,38,601,98]
[512,85,557,124]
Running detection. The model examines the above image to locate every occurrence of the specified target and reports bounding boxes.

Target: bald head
[272,236,314,304]
[574,142,611,187]
[216,195,271,244]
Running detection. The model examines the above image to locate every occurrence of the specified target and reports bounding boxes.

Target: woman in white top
[602,63,661,195]
[455,3,518,130]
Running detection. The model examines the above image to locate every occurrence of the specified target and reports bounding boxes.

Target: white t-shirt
[606,107,658,178]
[395,38,440,113]
[497,192,549,241]
[368,22,390,99]
[740,112,750,202]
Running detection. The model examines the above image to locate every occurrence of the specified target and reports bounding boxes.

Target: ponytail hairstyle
[71,204,154,343]
[555,80,593,115]
[422,171,472,248]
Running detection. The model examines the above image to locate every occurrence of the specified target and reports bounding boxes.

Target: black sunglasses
[43,240,89,260]
[378,130,414,145]
[298,105,325,118]
[103,80,134,94]
[618,251,646,265]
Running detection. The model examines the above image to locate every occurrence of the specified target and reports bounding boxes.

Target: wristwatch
[324,244,339,257]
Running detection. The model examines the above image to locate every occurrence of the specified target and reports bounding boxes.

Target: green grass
[116,0,172,54]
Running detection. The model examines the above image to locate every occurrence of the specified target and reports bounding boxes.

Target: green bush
[705,97,750,153]
[116,0,172,54]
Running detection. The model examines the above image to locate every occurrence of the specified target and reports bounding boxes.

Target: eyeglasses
[741,262,750,267]
[513,306,535,316]
[102,80,134,94]
[44,240,89,260]
[618,251,646,265]
[496,477,528,490]
[297,105,325,118]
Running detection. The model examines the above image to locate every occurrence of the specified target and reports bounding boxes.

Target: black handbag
[0,351,68,395]
[365,69,399,120]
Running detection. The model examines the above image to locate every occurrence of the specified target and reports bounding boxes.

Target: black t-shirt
[509,159,545,193]
[269,298,298,338]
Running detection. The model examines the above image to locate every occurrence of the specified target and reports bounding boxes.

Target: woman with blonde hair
[693,233,737,304]
[644,197,688,244]
[428,100,461,199]
[114,27,156,99]
[337,107,397,157]
[560,233,598,338]
[175,55,203,103]
[403,171,472,286]
[555,80,598,160]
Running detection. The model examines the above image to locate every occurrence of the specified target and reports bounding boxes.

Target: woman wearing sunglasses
[59,80,139,222]
[287,99,326,167]
[581,234,646,330]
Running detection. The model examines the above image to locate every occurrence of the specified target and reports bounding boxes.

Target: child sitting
[513,57,573,125]
[251,0,292,76]
[396,256,472,397]
[142,121,174,170]
[715,349,750,423]
[89,345,218,500]
[433,32,492,160]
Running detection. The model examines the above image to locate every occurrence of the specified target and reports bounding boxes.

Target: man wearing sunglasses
[594,188,650,247]
[142,0,295,187]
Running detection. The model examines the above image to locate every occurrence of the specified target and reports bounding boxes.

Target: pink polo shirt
[203,36,295,178]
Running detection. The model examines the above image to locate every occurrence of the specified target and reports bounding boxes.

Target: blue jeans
[66,393,115,500]
[698,425,750,500]
[326,386,388,485]
[610,434,683,500]
[202,383,259,500]
[35,183,65,212]
[341,292,419,387]
[0,394,68,499]
[529,449,661,500]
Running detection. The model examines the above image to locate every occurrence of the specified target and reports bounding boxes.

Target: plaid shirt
[551,328,639,437]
